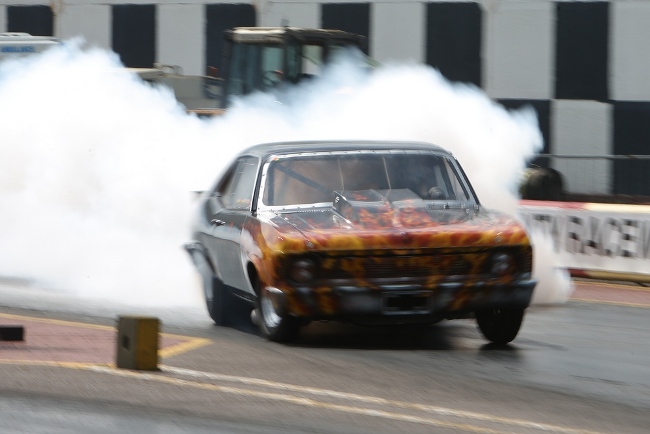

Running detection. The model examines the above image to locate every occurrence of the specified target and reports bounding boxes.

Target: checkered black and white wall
[2,0,649,196]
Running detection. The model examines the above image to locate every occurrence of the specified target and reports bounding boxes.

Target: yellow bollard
[116,316,160,371]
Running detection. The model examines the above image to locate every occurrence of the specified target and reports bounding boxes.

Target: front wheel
[475,308,525,345]
[258,286,300,343]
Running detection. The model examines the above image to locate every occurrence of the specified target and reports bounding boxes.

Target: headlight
[289,258,317,283]
[490,253,514,276]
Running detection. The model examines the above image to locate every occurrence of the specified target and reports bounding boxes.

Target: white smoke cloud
[0,41,572,308]
[0,40,207,307]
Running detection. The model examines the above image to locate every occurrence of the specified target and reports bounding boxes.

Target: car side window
[218,157,259,210]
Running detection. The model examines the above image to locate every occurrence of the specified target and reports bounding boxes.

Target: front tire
[475,308,524,345]
[258,286,300,343]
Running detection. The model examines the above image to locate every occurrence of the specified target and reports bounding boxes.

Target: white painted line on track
[83,365,603,434]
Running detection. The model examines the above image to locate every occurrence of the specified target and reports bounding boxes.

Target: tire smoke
[0,41,572,308]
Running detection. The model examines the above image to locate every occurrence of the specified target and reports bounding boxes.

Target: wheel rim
[261,291,282,329]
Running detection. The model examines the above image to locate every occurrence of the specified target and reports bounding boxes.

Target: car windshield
[261,152,474,207]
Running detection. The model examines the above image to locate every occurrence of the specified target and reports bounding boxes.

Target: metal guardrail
[530,154,650,199]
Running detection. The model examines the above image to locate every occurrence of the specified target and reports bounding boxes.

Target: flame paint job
[245,191,534,319]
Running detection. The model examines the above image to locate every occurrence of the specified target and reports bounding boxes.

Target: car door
[204,156,260,294]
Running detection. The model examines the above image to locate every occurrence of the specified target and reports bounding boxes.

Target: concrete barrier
[116,316,159,371]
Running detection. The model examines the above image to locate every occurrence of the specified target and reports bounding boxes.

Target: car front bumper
[272,277,537,323]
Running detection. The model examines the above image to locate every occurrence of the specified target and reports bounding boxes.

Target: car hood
[257,189,530,252]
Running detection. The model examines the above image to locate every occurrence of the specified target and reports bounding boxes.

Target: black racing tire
[475,308,525,345]
[205,276,233,326]
[257,285,300,343]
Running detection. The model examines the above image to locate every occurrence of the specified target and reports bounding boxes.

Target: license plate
[382,291,432,315]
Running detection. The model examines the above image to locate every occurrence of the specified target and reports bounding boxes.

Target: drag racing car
[185,141,536,344]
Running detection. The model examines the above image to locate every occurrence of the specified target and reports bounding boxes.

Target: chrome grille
[320,254,479,279]
[447,260,472,275]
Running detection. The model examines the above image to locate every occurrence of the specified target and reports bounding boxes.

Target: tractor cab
[221,27,366,107]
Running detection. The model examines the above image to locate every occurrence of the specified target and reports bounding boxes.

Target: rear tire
[258,286,300,343]
[475,308,524,345]
[189,248,234,326]
[205,276,233,326]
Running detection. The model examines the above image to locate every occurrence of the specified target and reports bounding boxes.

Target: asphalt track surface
[1,279,649,433]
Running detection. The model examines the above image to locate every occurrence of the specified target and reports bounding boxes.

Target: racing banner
[519,200,650,281]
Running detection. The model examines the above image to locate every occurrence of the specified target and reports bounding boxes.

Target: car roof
[239,140,451,159]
